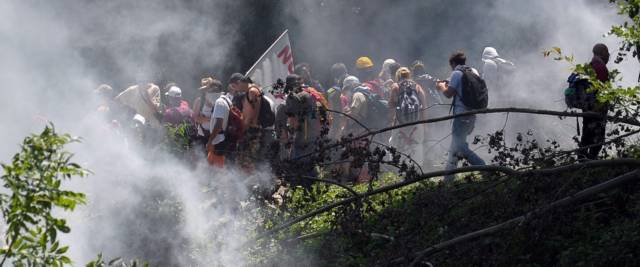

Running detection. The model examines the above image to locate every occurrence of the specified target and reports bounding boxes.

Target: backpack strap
[219,96,233,134]
[353,86,370,97]
[221,95,232,108]
[197,92,208,133]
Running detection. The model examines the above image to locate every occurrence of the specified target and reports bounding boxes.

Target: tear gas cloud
[0,0,638,266]
[0,0,258,265]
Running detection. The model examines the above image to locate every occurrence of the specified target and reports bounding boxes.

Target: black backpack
[564,73,595,110]
[258,95,276,128]
[353,87,388,130]
[396,80,422,124]
[459,67,489,110]
[234,92,276,128]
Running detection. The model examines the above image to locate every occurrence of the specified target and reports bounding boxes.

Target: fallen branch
[406,169,640,266]
[546,128,640,159]
[253,159,640,242]
[292,107,640,162]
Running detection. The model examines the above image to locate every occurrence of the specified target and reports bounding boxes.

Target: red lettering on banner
[277,45,294,73]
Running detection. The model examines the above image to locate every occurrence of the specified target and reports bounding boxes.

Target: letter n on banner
[278,45,294,73]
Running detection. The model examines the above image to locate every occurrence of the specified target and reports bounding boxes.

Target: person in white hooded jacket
[481,47,515,104]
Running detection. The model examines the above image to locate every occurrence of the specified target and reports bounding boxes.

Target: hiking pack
[364,80,385,98]
[353,86,388,130]
[304,87,331,125]
[233,91,276,129]
[395,80,422,124]
[564,73,595,110]
[258,94,276,128]
[459,67,489,110]
[222,97,245,144]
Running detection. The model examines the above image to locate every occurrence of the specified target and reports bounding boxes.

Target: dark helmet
[284,74,302,93]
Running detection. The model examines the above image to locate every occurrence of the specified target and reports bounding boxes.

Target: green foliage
[543,1,640,112]
[609,0,640,63]
[251,173,434,266]
[0,124,88,266]
[254,165,640,266]
[542,47,639,109]
[164,122,195,155]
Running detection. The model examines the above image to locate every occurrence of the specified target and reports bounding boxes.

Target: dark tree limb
[293,107,640,162]
[546,128,640,159]
[406,169,640,266]
[326,108,370,132]
[253,159,640,242]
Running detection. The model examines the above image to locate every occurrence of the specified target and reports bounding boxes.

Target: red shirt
[163,100,193,125]
[590,56,609,82]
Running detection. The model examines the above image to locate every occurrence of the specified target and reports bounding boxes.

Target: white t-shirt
[200,92,220,131]
[209,94,232,145]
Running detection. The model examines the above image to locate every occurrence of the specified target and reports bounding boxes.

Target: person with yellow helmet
[355,56,387,99]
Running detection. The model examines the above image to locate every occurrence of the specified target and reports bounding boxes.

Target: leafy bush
[0,124,88,267]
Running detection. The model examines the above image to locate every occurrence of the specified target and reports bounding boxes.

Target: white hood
[482,47,499,60]
[482,46,515,68]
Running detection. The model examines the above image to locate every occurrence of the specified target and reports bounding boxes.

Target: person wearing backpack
[339,75,381,183]
[206,73,247,168]
[192,77,223,155]
[355,56,388,99]
[283,74,324,189]
[341,76,372,135]
[389,67,427,166]
[326,63,350,139]
[481,47,515,106]
[162,86,194,126]
[578,43,611,160]
[295,63,325,94]
[235,82,278,172]
[436,51,487,183]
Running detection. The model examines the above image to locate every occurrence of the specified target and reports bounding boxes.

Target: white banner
[245,30,293,107]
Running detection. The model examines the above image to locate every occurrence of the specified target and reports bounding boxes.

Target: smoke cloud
[0,0,638,266]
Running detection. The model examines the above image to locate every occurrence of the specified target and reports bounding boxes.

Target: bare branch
[407,169,640,266]
[326,108,370,132]
[253,159,640,242]
[293,107,640,162]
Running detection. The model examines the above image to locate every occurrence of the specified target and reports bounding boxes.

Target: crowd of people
[93,43,612,185]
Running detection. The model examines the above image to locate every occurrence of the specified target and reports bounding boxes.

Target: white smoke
[0,0,264,266]
[284,0,639,166]
[1,0,639,266]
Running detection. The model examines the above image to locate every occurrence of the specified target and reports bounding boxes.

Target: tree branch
[326,109,370,133]
[253,159,640,242]
[293,107,640,162]
[406,169,640,266]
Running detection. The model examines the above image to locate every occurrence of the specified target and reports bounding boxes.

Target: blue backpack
[395,80,422,124]
[564,73,595,110]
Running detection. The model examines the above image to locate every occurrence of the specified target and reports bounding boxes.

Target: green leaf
[49,241,59,253]
[108,257,122,265]
[56,246,69,254]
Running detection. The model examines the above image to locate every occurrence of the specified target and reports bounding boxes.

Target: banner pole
[245,29,289,76]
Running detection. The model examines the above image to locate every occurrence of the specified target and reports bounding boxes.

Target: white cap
[165,86,182,98]
[382,58,396,72]
[133,114,146,125]
[343,75,361,90]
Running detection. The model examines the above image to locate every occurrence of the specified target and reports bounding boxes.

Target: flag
[245,30,293,106]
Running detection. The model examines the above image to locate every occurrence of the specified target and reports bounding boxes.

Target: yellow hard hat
[356,56,374,69]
